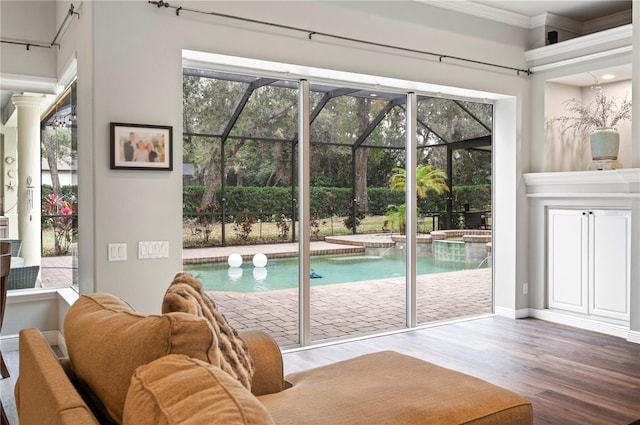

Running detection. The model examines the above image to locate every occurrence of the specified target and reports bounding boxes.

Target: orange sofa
[15,293,533,424]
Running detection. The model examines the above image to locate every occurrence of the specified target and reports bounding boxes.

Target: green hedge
[184,184,490,216]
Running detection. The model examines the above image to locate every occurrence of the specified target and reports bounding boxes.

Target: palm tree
[389,164,449,199]
[386,164,449,234]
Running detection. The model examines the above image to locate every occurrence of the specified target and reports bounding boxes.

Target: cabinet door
[589,209,631,320]
[548,209,588,313]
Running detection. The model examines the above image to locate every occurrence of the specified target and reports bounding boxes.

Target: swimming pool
[184,253,487,292]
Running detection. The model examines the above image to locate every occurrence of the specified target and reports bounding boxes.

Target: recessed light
[370,93,378,97]
[601,74,615,80]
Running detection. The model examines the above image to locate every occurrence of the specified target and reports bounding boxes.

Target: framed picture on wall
[110,122,173,170]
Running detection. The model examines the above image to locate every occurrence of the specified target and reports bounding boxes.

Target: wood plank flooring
[282,317,640,425]
[2,316,639,424]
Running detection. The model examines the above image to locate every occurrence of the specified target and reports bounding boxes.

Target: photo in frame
[110,122,173,170]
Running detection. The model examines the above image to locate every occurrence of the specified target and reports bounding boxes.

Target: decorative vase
[589,127,619,161]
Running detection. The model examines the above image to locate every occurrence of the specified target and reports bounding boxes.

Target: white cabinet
[548,208,631,322]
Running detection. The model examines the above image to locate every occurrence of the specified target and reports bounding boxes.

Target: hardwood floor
[1,316,639,424]
[282,317,640,425]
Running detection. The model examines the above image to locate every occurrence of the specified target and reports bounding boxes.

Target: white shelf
[523,169,640,198]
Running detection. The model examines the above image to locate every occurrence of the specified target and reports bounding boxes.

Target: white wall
[527,10,638,340]
[67,0,531,315]
[2,1,531,331]
[545,80,633,171]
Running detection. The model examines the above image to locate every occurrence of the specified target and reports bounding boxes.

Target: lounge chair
[0,238,22,257]
[7,265,40,290]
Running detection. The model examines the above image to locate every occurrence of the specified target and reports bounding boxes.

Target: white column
[11,95,43,266]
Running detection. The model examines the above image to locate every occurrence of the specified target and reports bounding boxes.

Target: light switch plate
[108,243,127,261]
[138,241,169,259]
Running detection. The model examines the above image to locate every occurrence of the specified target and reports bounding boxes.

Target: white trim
[526,193,640,199]
[525,24,632,63]
[530,46,632,73]
[495,306,530,319]
[627,330,640,344]
[523,169,640,186]
[421,0,534,28]
[0,330,59,353]
[529,309,630,339]
[57,330,69,356]
[0,73,58,94]
[6,288,60,305]
[182,51,506,102]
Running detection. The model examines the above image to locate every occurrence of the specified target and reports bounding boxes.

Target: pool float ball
[228,253,243,268]
[252,253,268,268]
[227,267,243,281]
[253,267,268,282]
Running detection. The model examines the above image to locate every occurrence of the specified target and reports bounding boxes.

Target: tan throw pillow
[123,354,274,425]
[162,272,255,390]
[64,293,220,424]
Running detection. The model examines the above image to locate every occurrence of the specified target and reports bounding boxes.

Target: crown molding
[525,24,632,66]
[422,1,632,34]
[0,73,58,94]
[420,0,534,28]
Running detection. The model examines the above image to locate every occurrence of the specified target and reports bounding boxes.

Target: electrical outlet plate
[523,283,529,295]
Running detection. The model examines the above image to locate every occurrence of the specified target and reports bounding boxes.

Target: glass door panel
[308,83,407,343]
[182,70,300,348]
[414,98,493,324]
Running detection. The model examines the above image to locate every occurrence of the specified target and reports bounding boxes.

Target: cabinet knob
[582,212,587,215]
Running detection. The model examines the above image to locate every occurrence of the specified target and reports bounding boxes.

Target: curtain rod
[148,0,532,77]
[0,4,79,51]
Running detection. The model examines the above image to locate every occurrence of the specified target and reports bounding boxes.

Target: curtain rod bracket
[148,1,171,8]
[68,4,80,19]
[308,31,316,40]
[176,6,182,16]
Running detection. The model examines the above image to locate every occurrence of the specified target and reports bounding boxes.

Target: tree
[385,164,449,233]
[389,164,449,200]
[41,126,72,198]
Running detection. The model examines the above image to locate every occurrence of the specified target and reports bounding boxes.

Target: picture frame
[110,122,173,170]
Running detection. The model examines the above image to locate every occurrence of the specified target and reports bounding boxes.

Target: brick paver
[40,237,492,348]
[212,267,491,348]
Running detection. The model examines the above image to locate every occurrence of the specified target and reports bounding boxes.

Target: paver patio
[40,236,492,348]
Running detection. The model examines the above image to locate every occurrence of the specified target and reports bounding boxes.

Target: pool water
[184,253,486,292]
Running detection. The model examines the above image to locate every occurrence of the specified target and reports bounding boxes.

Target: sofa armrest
[16,328,100,425]
[240,330,285,396]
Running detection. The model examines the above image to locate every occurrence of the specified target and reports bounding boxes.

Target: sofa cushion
[64,293,220,424]
[123,354,274,425]
[258,351,533,425]
[162,272,254,390]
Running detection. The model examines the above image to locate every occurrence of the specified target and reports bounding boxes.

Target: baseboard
[529,308,631,340]
[494,306,530,319]
[627,330,640,344]
[0,329,60,352]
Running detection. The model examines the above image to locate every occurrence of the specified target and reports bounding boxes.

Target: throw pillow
[123,354,274,425]
[64,293,220,423]
[162,272,255,390]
